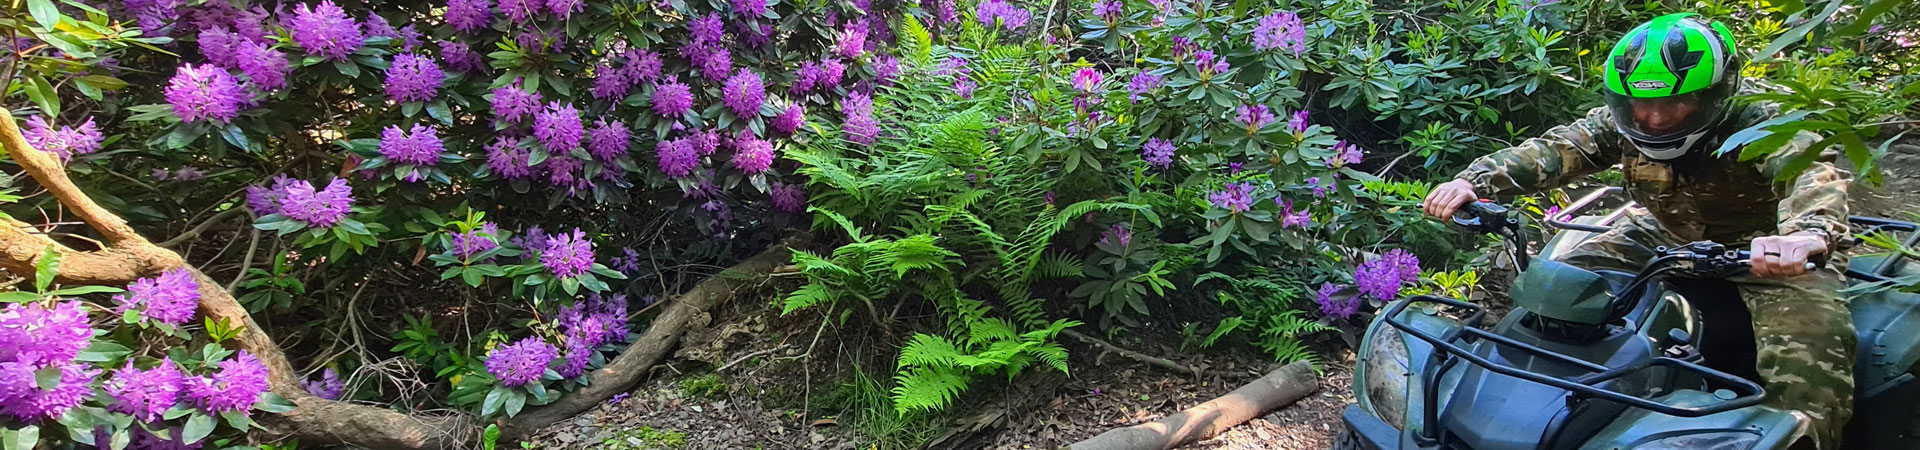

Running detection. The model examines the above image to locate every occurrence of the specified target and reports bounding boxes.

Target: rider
[1420,13,1854,448]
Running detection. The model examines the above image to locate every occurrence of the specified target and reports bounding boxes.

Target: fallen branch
[1063,361,1319,450]
[1062,329,1201,378]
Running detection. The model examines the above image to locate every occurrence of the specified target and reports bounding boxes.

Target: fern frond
[966,318,1019,347]
[1202,316,1246,348]
[1033,252,1085,279]
[781,282,839,315]
[1025,342,1070,375]
[811,207,868,242]
[896,333,966,370]
[1260,335,1319,367]
[900,14,933,66]
[790,249,857,279]
[891,367,971,416]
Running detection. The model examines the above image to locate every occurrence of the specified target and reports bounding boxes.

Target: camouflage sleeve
[1455,106,1627,196]
[1767,132,1852,249]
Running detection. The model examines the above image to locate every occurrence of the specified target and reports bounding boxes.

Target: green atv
[1340,188,1920,449]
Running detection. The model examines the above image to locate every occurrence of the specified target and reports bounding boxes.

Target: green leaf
[27,0,62,29]
[35,245,61,293]
[1756,0,1843,62]
[0,292,41,303]
[3,425,37,450]
[183,413,216,443]
[24,74,59,117]
[483,424,501,450]
[75,340,132,362]
[333,60,361,78]
[222,410,253,430]
[47,285,125,296]
[504,389,527,417]
[254,392,297,413]
[482,386,507,417]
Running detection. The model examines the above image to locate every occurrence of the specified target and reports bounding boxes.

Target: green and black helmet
[1602,13,1743,160]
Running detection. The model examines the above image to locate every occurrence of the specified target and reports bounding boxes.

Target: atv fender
[1578,390,1806,449]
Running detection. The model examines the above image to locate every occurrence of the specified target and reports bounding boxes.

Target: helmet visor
[1605,89,1730,143]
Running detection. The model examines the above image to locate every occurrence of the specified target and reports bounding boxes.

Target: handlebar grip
[1732,250,1829,271]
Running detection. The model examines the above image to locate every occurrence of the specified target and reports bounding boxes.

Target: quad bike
[1338,187,1920,450]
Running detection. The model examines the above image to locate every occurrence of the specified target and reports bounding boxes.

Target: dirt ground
[527,140,1920,450]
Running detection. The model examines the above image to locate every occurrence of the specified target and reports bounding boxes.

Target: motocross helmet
[1602,13,1743,160]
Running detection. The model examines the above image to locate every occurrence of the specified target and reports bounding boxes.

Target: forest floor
[526,141,1920,450]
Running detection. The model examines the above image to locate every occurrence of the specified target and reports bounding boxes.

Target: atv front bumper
[1341,404,1414,450]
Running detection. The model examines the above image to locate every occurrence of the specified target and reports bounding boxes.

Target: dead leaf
[811,418,837,427]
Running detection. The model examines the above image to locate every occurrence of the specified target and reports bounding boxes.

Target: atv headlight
[1635,431,1760,450]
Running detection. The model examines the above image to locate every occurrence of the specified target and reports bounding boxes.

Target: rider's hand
[1750,232,1828,278]
[1422,179,1478,220]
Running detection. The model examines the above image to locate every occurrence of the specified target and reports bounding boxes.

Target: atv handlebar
[1381,295,1768,420]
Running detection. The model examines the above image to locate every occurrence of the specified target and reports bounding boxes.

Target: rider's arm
[1767,132,1851,252]
[1454,106,1628,196]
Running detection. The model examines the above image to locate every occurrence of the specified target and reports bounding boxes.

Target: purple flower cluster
[731,135,775,174]
[1142,138,1175,169]
[1278,198,1311,228]
[722,69,766,117]
[245,175,298,214]
[485,337,556,387]
[534,102,585,151]
[166,63,247,124]
[773,104,806,134]
[279,178,355,228]
[22,116,104,161]
[1098,223,1132,248]
[548,0,583,20]
[499,0,539,23]
[1094,1,1124,23]
[836,20,868,60]
[441,40,486,73]
[304,367,344,400]
[587,119,631,160]
[652,77,695,118]
[123,0,181,32]
[1127,72,1164,101]
[486,137,535,180]
[555,294,628,377]
[608,247,643,275]
[1071,67,1104,92]
[976,0,1031,30]
[0,358,96,422]
[235,39,292,91]
[655,137,698,177]
[185,351,270,415]
[385,53,445,103]
[1355,249,1420,301]
[1287,110,1310,133]
[932,0,959,25]
[289,1,364,61]
[492,80,543,123]
[380,124,446,167]
[1252,11,1307,55]
[770,182,807,213]
[874,55,901,85]
[114,268,201,326]
[682,14,733,81]
[1208,182,1255,213]
[1235,104,1275,133]
[1171,36,1197,60]
[0,301,91,368]
[1317,282,1357,319]
[843,92,878,144]
[541,228,594,278]
[447,0,493,33]
[106,359,185,422]
[1333,140,1363,166]
[733,0,768,17]
[1306,176,1328,197]
[1194,50,1230,76]
[451,223,502,259]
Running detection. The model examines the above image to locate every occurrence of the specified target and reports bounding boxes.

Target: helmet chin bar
[1634,132,1705,160]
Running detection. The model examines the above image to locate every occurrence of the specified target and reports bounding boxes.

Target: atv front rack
[1381,295,1767,444]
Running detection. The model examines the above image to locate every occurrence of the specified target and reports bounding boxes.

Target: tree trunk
[1064,361,1320,450]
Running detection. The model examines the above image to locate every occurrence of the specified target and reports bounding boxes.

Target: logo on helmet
[1630,79,1671,90]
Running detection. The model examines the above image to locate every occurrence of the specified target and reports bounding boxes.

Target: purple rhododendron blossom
[542,228,594,278]
[1171,36,1196,60]
[1194,50,1230,75]
[1317,282,1357,319]
[0,360,97,422]
[819,58,846,88]
[591,59,635,100]
[0,301,92,367]
[165,63,246,124]
[288,1,364,61]
[652,77,695,118]
[1333,140,1363,165]
[655,138,697,177]
[689,13,725,44]
[546,0,583,20]
[280,178,354,228]
[542,155,587,193]
[587,119,631,160]
[733,0,767,17]
[976,0,1030,30]
[770,182,807,213]
[626,50,663,83]
[1098,223,1132,248]
[610,247,643,275]
[199,27,244,68]
[722,69,766,117]
[691,129,722,156]
[385,53,445,103]
[1127,72,1163,101]
[1355,249,1420,301]
[874,55,901,85]
[731,135,774,174]
[694,46,733,81]
[842,92,879,144]
[1207,182,1255,213]
[485,337,556,387]
[772,104,806,134]
[1252,11,1306,55]
[486,137,535,180]
[491,80,543,123]
[451,223,502,259]
[1071,67,1103,92]
[1142,137,1174,169]
[447,0,493,33]
[790,61,823,94]
[1307,177,1328,197]
[234,39,291,91]
[534,102,585,151]
[1094,1,1123,23]
[106,358,186,422]
[245,175,299,215]
[498,0,540,23]
[22,116,103,161]
[1288,110,1310,133]
[1234,103,1275,132]
[186,351,270,415]
[304,367,344,400]
[836,20,868,60]
[1278,198,1311,228]
[441,40,486,73]
[378,125,446,181]
[114,268,201,325]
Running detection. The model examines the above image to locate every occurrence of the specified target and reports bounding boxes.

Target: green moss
[678,373,728,399]
[592,427,688,450]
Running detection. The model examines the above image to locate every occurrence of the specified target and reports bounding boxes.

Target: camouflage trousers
[1556,209,1854,449]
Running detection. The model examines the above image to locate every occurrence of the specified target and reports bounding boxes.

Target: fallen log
[1063,361,1319,450]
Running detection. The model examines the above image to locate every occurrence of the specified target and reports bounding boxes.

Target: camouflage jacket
[1455,104,1850,249]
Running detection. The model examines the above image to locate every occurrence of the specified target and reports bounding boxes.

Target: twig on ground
[1062,329,1202,378]
[717,345,786,373]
